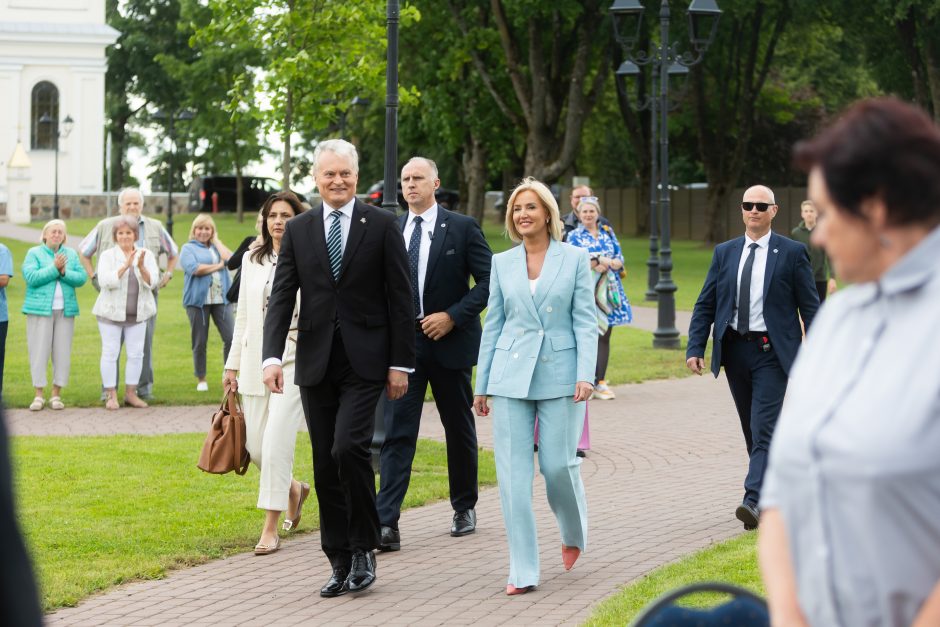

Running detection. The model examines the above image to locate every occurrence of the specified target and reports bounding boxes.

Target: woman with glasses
[566,197,631,401]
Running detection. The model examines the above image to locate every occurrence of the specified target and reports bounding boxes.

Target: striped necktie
[327,210,343,281]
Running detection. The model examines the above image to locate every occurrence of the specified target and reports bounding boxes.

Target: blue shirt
[0,244,13,323]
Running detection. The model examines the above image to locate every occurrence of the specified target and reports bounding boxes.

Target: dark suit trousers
[721,333,789,506]
[300,329,384,568]
[376,331,478,528]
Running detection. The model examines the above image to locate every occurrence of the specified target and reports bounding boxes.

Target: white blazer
[225,250,300,396]
[92,246,158,322]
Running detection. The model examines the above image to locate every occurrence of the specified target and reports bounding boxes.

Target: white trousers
[241,359,304,511]
[98,320,147,388]
[26,311,75,388]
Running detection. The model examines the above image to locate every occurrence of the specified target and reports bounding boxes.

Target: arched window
[31,81,59,150]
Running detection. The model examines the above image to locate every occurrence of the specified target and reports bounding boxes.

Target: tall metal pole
[372,0,400,468]
[653,0,680,348]
[645,64,659,301]
[166,117,174,237]
[52,122,60,220]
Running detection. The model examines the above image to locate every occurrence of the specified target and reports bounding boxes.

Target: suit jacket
[475,239,597,400]
[225,250,300,395]
[262,199,415,385]
[687,232,820,377]
[399,207,492,369]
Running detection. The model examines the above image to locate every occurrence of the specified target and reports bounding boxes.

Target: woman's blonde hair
[504,177,563,243]
[188,213,217,242]
[40,219,68,244]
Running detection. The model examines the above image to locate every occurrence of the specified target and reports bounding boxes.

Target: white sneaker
[196,381,209,392]
[592,381,615,400]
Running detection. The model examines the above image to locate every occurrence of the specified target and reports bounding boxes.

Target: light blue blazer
[475,239,598,400]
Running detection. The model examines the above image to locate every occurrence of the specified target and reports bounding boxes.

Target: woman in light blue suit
[473,177,597,595]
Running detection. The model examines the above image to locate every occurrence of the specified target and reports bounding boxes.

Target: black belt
[728,329,768,341]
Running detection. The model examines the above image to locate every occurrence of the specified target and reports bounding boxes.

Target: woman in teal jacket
[22,220,87,410]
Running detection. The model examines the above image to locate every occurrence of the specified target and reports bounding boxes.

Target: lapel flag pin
[360,217,366,223]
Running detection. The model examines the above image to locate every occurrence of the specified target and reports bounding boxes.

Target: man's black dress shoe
[735,502,760,530]
[320,566,350,598]
[451,509,476,537]
[345,550,376,593]
[378,525,400,552]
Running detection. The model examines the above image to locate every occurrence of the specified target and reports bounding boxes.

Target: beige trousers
[26,311,75,388]
[241,358,304,511]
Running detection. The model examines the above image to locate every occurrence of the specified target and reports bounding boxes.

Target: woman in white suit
[473,177,597,595]
[223,192,310,556]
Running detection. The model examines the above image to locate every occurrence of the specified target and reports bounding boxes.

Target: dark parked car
[188,176,302,213]
[365,180,460,212]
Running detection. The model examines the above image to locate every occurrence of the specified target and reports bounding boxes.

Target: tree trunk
[281,88,294,189]
[461,135,487,223]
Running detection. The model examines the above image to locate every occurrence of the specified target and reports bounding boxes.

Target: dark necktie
[408,216,423,317]
[327,210,343,281]
[738,242,759,334]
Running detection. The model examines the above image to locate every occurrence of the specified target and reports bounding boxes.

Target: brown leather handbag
[197,389,250,475]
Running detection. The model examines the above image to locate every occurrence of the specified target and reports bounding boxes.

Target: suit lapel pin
[773,248,778,253]
[360,217,366,223]
[440,223,446,228]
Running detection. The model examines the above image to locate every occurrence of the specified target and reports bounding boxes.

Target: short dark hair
[793,97,940,228]
[251,191,306,264]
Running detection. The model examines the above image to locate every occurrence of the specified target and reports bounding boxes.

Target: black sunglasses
[741,202,774,212]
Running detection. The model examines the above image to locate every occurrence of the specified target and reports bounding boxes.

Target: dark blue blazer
[399,207,492,370]
[687,232,820,377]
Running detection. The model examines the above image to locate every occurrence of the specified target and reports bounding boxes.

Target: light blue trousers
[491,396,588,588]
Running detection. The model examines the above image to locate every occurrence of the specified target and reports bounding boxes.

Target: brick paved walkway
[32,374,747,626]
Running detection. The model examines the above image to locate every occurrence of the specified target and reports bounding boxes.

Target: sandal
[104,392,120,411]
[49,396,65,411]
[254,535,280,556]
[29,397,44,411]
[282,481,311,531]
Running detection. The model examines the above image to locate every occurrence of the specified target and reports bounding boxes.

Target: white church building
[0,0,118,222]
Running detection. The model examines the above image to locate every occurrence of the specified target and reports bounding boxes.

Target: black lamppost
[611,0,721,349]
[152,109,194,237]
[616,60,688,302]
[371,0,400,469]
[38,113,74,220]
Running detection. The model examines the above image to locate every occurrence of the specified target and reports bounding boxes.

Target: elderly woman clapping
[21,219,87,411]
[92,216,159,410]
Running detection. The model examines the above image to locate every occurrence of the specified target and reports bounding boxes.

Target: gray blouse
[761,225,940,626]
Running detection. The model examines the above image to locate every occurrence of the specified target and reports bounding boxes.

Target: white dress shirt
[731,230,771,333]
[402,204,438,318]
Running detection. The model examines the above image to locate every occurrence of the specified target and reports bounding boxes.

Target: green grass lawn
[1,215,712,408]
[12,433,497,612]
[584,533,762,625]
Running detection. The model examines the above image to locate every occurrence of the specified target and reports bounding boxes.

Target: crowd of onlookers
[0,188,239,410]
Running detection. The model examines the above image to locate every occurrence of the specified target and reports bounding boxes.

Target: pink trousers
[534,402,590,450]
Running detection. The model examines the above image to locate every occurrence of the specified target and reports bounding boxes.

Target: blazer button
[546,306,553,312]
[541,356,548,362]
[537,330,543,336]
[513,353,519,359]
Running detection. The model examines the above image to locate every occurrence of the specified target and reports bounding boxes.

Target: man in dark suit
[376,157,492,552]
[686,185,819,530]
[262,139,415,597]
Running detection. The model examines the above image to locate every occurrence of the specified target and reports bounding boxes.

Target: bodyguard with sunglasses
[686,185,819,530]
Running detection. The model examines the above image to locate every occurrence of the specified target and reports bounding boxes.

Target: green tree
[195,0,412,188]
[447,0,611,184]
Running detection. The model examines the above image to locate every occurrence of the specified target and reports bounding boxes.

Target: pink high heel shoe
[562,545,581,571]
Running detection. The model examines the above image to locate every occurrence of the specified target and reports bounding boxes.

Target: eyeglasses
[741,202,774,212]
[578,196,599,204]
